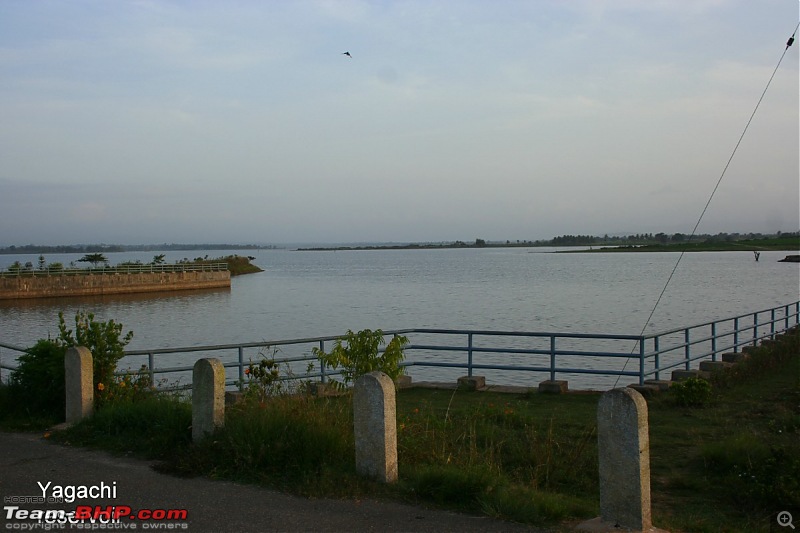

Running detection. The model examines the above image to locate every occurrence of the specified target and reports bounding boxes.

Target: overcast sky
[0,1,797,246]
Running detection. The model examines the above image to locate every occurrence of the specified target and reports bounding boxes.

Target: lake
[1,247,797,388]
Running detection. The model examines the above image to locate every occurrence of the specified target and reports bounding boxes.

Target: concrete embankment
[0,271,230,300]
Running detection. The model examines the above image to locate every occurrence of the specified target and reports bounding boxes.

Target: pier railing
[0,263,228,278]
[1,301,797,390]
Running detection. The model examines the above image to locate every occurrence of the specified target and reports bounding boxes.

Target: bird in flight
[342,51,352,58]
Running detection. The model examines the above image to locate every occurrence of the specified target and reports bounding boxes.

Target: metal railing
[1,301,797,390]
[0,263,228,278]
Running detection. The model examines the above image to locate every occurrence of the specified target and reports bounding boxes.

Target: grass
[644,330,800,532]
[4,328,798,531]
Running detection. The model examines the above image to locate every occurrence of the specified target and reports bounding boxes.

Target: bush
[240,350,305,402]
[56,311,134,406]
[312,329,408,389]
[7,339,67,420]
[670,377,712,407]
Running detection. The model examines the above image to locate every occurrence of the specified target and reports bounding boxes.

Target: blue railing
[1,301,797,390]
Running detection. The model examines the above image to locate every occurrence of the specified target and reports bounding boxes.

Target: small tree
[78,253,108,268]
[151,254,166,265]
[37,255,46,271]
[312,329,408,390]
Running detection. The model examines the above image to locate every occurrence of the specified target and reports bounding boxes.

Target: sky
[0,1,797,246]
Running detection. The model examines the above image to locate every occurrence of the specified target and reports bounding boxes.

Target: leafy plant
[312,329,408,389]
[56,311,134,407]
[670,377,712,407]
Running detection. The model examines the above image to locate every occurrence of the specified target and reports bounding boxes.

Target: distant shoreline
[2,233,797,255]
[297,237,799,253]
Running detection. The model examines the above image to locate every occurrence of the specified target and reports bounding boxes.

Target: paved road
[0,431,543,532]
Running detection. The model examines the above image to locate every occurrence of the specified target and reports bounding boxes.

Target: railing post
[653,336,660,381]
[319,340,327,383]
[684,329,690,370]
[770,309,776,339]
[238,346,244,391]
[733,318,740,352]
[752,313,758,346]
[711,322,717,362]
[549,335,556,381]
[638,338,645,385]
[148,352,155,385]
[467,333,473,377]
[787,304,791,331]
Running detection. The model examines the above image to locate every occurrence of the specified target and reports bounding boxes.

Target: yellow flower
[97,383,105,391]
[119,381,126,388]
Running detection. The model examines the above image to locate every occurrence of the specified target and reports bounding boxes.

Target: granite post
[192,358,225,442]
[353,371,398,483]
[65,346,94,423]
[578,387,663,532]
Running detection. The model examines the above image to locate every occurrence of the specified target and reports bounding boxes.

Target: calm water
[1,248,798,388]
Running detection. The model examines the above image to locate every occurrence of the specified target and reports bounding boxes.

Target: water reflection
[0,287,230,310]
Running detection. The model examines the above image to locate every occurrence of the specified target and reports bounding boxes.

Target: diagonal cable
[613,25,798,388]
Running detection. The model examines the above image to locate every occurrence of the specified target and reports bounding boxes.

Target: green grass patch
[50,395,192,461]
[646,328,800,532]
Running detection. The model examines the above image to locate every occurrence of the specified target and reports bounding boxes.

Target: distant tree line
[541,231,797,247]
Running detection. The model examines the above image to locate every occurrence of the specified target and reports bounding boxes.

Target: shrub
[56,311,134,407]
[312,329,408,389]
[240,350,303,402]
[7,339,67,420]
[670,377,712,407]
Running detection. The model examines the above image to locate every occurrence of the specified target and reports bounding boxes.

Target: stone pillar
[65,347,94,423]
[353,371,398,483]
[192,358,225,442]
[597,387,653,530]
